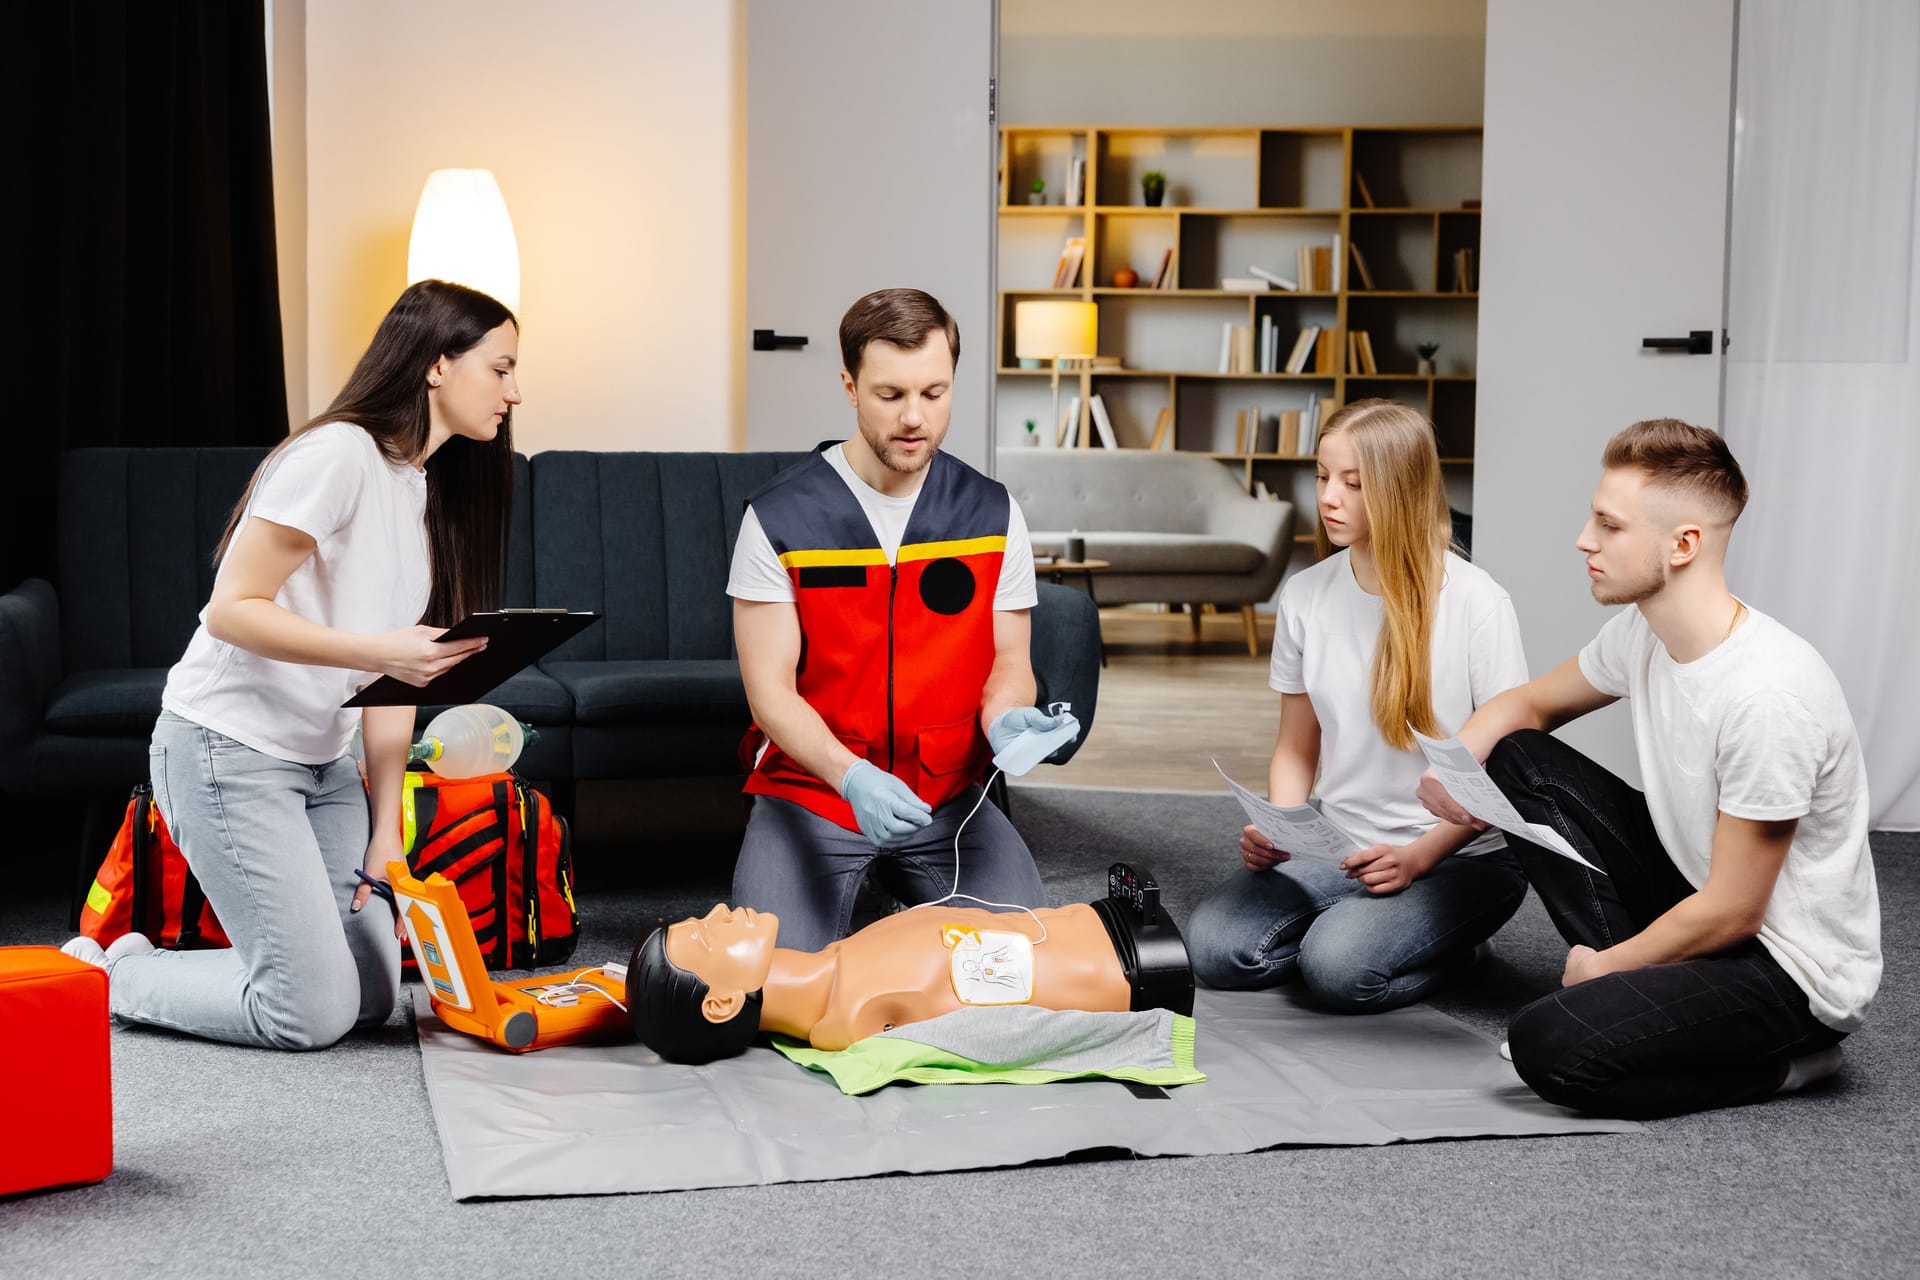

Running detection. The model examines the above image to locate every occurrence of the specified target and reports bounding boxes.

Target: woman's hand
[372,624,488,687]
[353,828,409,941]
[1340,843,1433,895]
[1240,825,1292,871]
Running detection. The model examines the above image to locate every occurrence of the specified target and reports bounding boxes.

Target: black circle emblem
[919,557,977,615]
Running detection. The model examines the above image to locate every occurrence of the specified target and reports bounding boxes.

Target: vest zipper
[886,563,898,773]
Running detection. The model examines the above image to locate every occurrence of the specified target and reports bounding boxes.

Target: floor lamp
[1012,300,1098,446]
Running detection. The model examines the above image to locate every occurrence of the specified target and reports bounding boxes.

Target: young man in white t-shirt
[1418,419,1881,1117]
[726,288,1067,951]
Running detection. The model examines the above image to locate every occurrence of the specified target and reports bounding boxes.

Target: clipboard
[342,609,600,707]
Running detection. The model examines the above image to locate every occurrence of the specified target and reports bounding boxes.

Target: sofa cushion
[1029,532,1266,576]
[419,667,574,728]
[45,668,169,736]
[543,659,749,727]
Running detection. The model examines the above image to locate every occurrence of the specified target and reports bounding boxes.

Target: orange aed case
[386,860,629,1053]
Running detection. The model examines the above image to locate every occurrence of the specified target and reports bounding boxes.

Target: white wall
[268,0,307,431]
[1000,0,1486,126]
[303,1,742,453]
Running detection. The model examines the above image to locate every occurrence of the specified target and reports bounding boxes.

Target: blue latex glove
[840,759,933,849]
[987,706,1074,758]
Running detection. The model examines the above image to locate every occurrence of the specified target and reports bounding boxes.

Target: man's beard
[862,424,938,474]
[1590,552,1666,606]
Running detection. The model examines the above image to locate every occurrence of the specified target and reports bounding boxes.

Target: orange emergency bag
[78,783,230,950]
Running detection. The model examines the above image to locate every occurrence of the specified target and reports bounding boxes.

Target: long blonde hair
[1315,399,1453,751]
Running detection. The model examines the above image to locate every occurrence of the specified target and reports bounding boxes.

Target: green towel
[772,1005,1204,1096]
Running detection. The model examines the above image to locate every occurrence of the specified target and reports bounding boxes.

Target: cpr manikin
[629,864,1193,1063]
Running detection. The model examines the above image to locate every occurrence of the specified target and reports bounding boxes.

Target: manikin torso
[759,904,1130,1051]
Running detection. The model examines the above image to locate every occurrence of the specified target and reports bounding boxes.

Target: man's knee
[1484,728,1557,791]
[1507,993,1614,1111]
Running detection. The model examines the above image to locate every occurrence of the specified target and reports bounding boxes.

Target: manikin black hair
[627,925,763,1064]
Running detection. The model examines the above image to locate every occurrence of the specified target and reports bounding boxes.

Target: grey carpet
[1,788,1915,1280]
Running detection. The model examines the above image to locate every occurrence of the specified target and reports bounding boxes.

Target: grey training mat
[417,987,1641,1199]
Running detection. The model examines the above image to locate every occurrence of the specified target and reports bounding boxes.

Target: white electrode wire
[545,966,629,1012]
[902,768,1049,943]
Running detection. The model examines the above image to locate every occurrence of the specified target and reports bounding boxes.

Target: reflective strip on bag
[86,881,111,916]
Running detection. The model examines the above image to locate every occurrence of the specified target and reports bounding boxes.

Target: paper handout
[1213,759,1365,863]
[1410,730,1606,873]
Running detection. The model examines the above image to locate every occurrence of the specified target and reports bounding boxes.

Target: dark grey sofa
[0,447,1101,807]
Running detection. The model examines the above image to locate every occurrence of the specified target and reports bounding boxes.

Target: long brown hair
[1315,399,1453,751]
[217,280,516,626]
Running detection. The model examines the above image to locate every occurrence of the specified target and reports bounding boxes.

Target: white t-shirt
[1270,549,1529,856]
[727,442,1038,610]
[162,422,432,765]
[1579,604,1880,1031]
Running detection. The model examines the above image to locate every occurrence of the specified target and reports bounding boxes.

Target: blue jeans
[732,788,1047,953]
[1186,847,1526,1012]
[106,712,401,1049]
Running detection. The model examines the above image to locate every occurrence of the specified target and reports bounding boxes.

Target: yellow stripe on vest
[898,536,1007,563]
[778,548,891,569]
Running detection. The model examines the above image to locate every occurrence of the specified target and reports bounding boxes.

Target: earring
[428,378,441,388]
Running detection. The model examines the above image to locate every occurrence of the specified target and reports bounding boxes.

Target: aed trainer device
[386,860,630,1052]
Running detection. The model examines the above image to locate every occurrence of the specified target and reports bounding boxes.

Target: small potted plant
[1416,341,1440,376]
[1023,418,1041,447]
[1028,178,1047,206]
[1141,171,1167,207]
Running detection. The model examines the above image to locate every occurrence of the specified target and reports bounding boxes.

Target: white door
[745,0,998,468]
[1473,0,1736,780]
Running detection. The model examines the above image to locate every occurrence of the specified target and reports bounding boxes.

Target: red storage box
[0,947,112,1196]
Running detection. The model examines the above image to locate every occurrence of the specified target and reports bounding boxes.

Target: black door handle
[752,329,809,351]
[1641,330,1714,355]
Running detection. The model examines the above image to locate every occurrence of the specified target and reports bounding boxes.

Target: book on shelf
[1089,394,1119,449]
[1296,245,1312,293]
[1284,326,1319,375]
[1233,409,1249,455]
[1347,240,1376,291]
[1065,155,1087,207]
[1249,264,1297,291]
[1451,247,1476,293]
[1254,408,1278,455]
[1299,392,1321,455]
[1057,394,1081,448]
[1313,245,1333,292]
[1357,331,1379,375]
[1354,171,1376,209]
[1221,276,1269,292]
[1232,325,1255,374]
[1051,237,1086,289]
[1217,322,1233,374]
[1277,409,1301,456]
[1331,234,1342,292]
[1258,315,1274,374]
[1314,328,1335,374]
[1151,247,1175,289]
[1148,406,1173,451]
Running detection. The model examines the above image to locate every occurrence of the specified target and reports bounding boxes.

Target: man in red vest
[728,288,1069,951]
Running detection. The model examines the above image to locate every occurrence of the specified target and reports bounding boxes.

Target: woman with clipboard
[61,281,520,1050]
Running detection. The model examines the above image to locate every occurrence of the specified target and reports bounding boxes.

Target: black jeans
[1485,730,1843,1119]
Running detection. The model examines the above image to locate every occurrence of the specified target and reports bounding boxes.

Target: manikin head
[1576,419,1749,606]
[838,288,961,477]
[628,904,779,1064]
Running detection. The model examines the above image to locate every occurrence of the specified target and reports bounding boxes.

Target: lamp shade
[407,169,521,313]
[1013,300,1098,359]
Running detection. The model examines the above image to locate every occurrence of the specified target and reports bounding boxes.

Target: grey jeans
[108,711,400,1049]
[732,788,1048,952]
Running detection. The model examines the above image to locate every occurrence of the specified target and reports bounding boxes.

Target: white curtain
[1724,0,1920,830]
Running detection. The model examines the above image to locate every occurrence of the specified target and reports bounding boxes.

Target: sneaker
[1498,1039,1513,1062]
[60,936,108,969]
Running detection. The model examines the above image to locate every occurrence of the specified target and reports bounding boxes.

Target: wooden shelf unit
[995,124,1482,519]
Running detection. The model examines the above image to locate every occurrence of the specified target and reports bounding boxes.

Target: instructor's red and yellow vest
[742,445,1010,831]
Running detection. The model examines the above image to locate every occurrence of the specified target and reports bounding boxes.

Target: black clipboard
[342,609,600,707]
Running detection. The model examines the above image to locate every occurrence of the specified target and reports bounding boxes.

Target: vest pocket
[916,716,983,777]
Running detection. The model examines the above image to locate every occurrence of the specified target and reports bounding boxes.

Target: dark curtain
[1,1,288,591]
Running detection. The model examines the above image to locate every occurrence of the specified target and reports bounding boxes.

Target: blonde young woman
[1186,400,1530,1011]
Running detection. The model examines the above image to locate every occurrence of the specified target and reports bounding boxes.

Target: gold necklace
[1723,598,1745,644]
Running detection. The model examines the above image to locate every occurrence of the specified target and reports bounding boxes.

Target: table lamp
[407,169,522,314]
[1013,300,1098,446]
